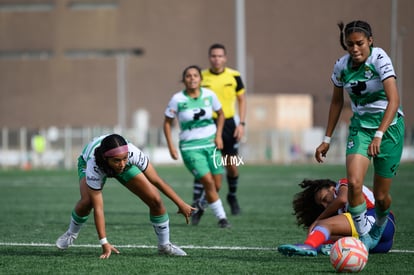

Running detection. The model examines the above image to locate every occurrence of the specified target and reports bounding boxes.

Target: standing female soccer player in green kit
[56,134,195,258]
[163,65,231,228]
[315,20,405,251]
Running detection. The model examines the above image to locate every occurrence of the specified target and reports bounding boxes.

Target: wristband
[323,136,331,144]
[240,122,246,126]
[374,130,384,139]
[99,237,108,245]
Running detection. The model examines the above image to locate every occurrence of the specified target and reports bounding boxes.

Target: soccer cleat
[319,243,333,256]
[368,219,388,249]
[278,244,317,257]
[191,199,206,225]
[56,231,77,250]
[191,209,204,225]
[218,218,231,228]
[198,198,209,210]
[158,243,187,256]
[227,194,240,215]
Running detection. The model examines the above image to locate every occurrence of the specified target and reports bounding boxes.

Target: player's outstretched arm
[144,163,196,223]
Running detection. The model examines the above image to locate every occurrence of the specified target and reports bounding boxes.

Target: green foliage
[0,164,413,274]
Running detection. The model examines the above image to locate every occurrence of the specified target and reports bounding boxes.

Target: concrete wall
[0,0,412,135]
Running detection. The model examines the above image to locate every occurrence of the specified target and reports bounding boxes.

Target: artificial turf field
[0,163,413,274]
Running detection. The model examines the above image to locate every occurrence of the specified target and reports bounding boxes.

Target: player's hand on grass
[100,243,120,259]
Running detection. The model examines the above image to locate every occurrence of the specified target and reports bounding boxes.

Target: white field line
[0,242,413,253]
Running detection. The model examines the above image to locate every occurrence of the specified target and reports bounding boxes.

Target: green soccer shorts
[346,116,405,178]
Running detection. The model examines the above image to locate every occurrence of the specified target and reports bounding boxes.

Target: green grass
[0,163,413,274]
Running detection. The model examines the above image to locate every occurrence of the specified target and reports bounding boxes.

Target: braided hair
[338,20,373,51]
[94,134,128,177]
[292,179,337,229]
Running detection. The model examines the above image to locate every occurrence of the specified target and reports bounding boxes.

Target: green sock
[69,209,88,234]
[375,207,390,226]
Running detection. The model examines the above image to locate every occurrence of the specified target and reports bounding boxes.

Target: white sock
[68,217,82,236]
[352,211,371,236]
[152,220,170,246]
[209,199,226,220]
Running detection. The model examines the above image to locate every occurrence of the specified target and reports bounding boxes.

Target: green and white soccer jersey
[79,135,149,190]
[165,88,222,150]
[331,47,404,128]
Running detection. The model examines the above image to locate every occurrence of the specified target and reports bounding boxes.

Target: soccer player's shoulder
[225,67,241,76]
[202,87,216,96]
[201,68,211,77]
[370,47,391,62]
[371,47,387,55]
[172,90,186,98]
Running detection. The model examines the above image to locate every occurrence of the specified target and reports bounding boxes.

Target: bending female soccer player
[56,134,195,258]
[278,178,395,256]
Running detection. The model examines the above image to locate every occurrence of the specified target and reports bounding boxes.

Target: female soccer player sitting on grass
[278,178,395,256]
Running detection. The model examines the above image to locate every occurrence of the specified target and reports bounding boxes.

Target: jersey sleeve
[372,48,396,81]
[211,91,222,112]
[234,75,245,95]
[127,143,149,171]
[85,158,105,190]
[335,178,348,195]
[165,94,178,118]
[331,56,347,87]
[338,178,348,186]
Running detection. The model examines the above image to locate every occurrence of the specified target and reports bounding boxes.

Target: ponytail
[337,21,347,51]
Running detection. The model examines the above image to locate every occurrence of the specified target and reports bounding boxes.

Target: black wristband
[240,122,246,126]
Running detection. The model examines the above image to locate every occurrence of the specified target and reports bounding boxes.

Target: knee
[147,197,165,212]
[226,166,238,177]
[203,179,217,194]
[374,195,391,209]
[75,198,93,216]
[347,178,363,193]
[373,188,391,203]
[374,190,391,206]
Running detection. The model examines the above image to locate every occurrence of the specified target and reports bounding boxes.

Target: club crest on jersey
[204,98,211,106]
[364,66,373,79]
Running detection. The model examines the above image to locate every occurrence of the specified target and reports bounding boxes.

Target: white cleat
[56,231,77,250]
[158,243,187,256]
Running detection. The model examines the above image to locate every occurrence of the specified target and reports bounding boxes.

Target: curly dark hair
[292,179,337,229]
[94,134,128,177]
